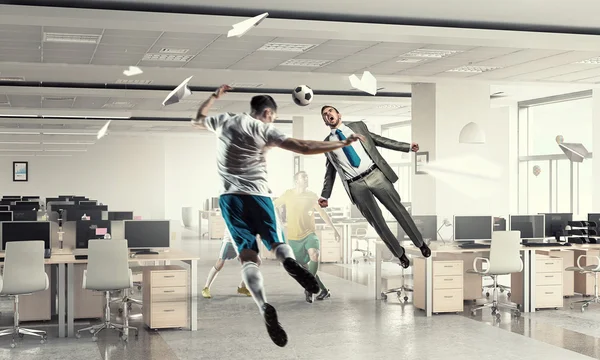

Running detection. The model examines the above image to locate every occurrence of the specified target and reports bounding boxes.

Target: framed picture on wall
[415,152,429,175]
[13,161,28,182]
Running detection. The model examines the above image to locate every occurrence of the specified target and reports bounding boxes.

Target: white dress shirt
[328,125,374,180]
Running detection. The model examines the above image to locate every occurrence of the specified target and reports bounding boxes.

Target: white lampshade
[458,122,485,144]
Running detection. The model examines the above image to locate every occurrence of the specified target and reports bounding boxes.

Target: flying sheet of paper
[349,71,377,95]
[162,76,193,106]
[97,120,111,140]
[123,66,143,77]
[227,12,269,38]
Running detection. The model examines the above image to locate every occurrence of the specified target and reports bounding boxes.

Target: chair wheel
[10,342,15,348]
[75,333,81,339]
[507,292,511,298]
[495,313,501,319]
[404,296,409,301]
[485,292,490,297]
[18,333,24,339]
[90,329,95,334]
[118,308,123,314]
[92,336,98,342]
[500,288,504,293]
[40,339,46,344]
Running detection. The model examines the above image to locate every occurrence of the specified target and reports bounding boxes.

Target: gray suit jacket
[321,121,411,203]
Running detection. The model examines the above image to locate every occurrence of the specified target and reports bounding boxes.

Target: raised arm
[191,85,232,130]
[369,132,412,152]
[278,135,364,155]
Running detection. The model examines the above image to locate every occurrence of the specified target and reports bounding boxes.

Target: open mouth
[329,116,334,121]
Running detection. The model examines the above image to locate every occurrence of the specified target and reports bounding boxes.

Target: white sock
[204,266,219,289]
[239,279,246,288]
[241,262,267,313]
[274,244,295,263]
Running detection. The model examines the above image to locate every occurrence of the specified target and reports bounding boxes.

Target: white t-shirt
[203,112,288,197]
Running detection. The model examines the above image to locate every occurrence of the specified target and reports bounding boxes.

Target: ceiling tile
[102,29,163,38]
[160,32,219,40]
[0,25,41,33]
[0,31,41,42]
[342,53,398,64]
[137,60,185,68]
[43,42,97,52]
[43,49,94,58]
[477,49,566,67]
[7,95,41,108]
[42,27,104,35]
[270,66,314,72]
[204,40,265,51]
[193,50,248,60]
[543,67,600,82]
[511,64,592,81]
[94,44,150,55]
[229,60,283,71]
[324,40,379,47]
[303,45,368,56]
[42,98,74,109]
[72,97,109,109]
[90,56,142,66]
[0,40,41,50]
[99,35,159,47]
[183,61,233,69]
[42,56,91,65]
[0,53,41,63]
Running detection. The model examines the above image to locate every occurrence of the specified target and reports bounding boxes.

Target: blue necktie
[335,129,361,168]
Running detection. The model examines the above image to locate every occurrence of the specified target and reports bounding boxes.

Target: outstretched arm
[191,85,232,130]
[315,204,341,241]
[369,132,413,152]
[278,135,364,155]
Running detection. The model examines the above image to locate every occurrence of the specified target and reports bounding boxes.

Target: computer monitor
[453,215,493,241]
[2,196,20,200]
[76,220,111,249]
[108,211,134,221]
[0,200,12,206]
[494,217,507,231]
[0,205,9,211]
[2,221,50,250]
[13,201,40,211]
[509,215,545,240]
[397,215,437,242]
[12,210,37,221]
[588,213,600,237]
[22,196,39,201]
[78,200,97,206]
[76,209,103,221]
[124,220,170,254]
[0,212,13,222]
[540,213,573,240]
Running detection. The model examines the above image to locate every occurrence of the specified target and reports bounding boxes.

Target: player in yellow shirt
[274,171,341,302]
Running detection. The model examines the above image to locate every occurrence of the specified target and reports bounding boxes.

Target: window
[518,94,593,215]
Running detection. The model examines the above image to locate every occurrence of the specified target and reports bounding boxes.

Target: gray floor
[0,227,597,359]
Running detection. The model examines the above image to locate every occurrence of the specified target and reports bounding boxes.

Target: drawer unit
[143,266,189,329]
[534,255,563,309]
[414,259,464,314]
[209,215,226,239]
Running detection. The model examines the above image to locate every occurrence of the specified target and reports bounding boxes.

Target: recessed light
[401,49,462,58]
[43,33,101,44]
[43,97,75,101]
[229,83,264,88]
[258,43,318,52]
[280,59,333,67]
[142,54,194,62]
[376,104,405,109]
[102,102,135,109]
[446,66,500,73]
[0,77,25,81]
[396,58,425,63]
[575,57,600,64]
[115,79,153,85]
[159,48,189,54]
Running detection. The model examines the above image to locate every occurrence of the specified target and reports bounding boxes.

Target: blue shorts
[219,194,285,254]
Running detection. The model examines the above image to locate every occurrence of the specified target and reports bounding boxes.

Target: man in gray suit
[317,105,431,268]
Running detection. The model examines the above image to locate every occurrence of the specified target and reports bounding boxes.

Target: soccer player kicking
[191,85,363,347]
[275,171,341,303]
[202,228,256,299]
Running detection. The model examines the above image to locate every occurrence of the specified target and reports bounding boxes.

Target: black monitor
[22,196,39,201]
[588,213,600,237]
[77,209,103,221]
[494,217,507,231]
[12,210,37,221]
[541,213,573,240]
[510,215,545,240]
[2,196,20,200]
[0,205,9,211]
[0,200,13,206]
[124,220,170,254]
[2,221,50,250]
[76,220,111,249]
[45,197,62,205]
[453,215,493,241]
[108,211,134,221]
[78,200,97,206]
[80,204,107,211]
[12,202,40,211]
[398,215,437,242]
[0,212,12,222]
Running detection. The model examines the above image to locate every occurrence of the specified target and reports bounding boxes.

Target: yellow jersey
[274,189,319,241]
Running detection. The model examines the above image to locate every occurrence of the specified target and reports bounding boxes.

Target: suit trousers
[348,168,424,258]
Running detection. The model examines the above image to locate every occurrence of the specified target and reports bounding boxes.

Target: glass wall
[518,95,593,216]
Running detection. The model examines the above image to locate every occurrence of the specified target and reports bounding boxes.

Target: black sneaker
[283,258,320,294]
[420,243,432,258]
[316,289,331,300]
[262,303,288,347]
[304,290,313,303]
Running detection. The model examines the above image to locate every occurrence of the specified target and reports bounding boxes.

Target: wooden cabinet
[18,264,51,322]
[319,228,342,263]
[414,258,464,314]
[209,214,226,240]
[143,266,189,329]
[74,264,104,319]
[512,254,563,309]
[538,250,574,297]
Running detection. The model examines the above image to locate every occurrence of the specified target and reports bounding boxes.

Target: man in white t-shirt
[191,85,363,347]
[201,227,259,299]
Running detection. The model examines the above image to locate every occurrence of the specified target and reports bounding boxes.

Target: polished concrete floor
[0,228,598,359]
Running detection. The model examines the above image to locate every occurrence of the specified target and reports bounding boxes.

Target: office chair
[0,241,48,348]
[114,265,143,316]
[379,244,412,302]
[468,231,522,320]
[76,240,138,342]
[351,227,373,263]
[568,255,600,312]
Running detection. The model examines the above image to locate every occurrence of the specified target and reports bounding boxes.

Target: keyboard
[458,243,491,249]
[521,242,572,247]
[74,255,88,260]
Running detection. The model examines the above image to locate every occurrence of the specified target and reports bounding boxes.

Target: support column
[592,90,600,209]
[292,116,304,172]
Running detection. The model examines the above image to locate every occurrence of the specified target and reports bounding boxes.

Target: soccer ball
[292,85,313,106]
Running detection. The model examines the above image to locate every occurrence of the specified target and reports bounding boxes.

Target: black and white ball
[292,85,313,106]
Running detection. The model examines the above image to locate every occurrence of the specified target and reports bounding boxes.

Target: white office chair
[468,231,523,320]
[567,255,600,312]
[76,240,138,342]
[379,244,412,302]
[0,241,49,348]
[352,227,373,263]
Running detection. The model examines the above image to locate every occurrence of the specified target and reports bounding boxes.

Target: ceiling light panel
[575,57,600,64]
[159,48,189,54]
[280,59,333,67]
[401,49,462,58]
[396,58,425,63]
[142,53,194,62]
[446,65,501,73]
[102,102,135,109]
[115,79,153,85]
[258,43,318,52]
[0,77,25,81]
[43,32,102,44]
[229,83,264,88]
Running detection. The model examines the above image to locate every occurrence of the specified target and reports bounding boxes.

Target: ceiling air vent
[43,32,102,44]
